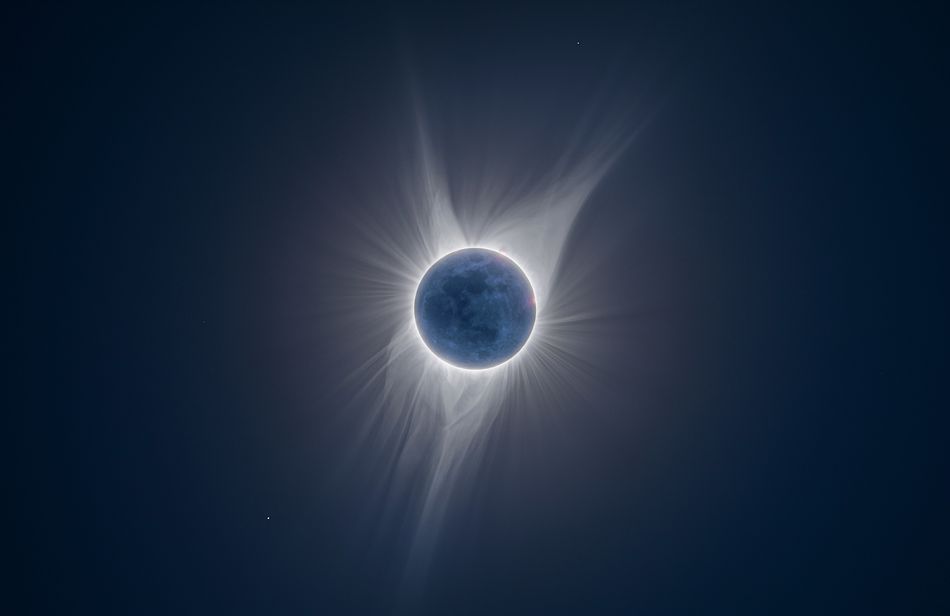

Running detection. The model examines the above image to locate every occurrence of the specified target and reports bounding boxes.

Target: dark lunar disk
[414,248,536,369]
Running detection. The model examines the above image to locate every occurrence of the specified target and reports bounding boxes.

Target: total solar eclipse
[413,248,536,369]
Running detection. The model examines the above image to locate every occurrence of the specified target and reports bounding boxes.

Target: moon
[414,248,536,369]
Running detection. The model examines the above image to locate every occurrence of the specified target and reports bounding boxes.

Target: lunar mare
[414,248,536,369]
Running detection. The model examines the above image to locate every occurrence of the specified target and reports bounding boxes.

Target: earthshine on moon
[414,248,536,369]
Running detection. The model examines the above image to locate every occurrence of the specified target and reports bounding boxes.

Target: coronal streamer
[331,92,638,589]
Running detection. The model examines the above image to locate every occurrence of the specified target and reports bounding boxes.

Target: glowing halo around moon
[321,93,641,591]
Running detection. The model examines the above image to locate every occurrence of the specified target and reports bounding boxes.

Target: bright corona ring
[414,248,536,369]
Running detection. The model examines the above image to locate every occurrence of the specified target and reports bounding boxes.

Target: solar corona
[336,103,634,584]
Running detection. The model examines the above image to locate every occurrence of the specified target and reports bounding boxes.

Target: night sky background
[10,2,949,614]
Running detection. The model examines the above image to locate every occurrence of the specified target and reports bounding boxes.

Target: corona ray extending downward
[333,91,639,593]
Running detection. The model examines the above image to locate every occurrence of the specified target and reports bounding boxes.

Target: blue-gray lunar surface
[414,248,536,369]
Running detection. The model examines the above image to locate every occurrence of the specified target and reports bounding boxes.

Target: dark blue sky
[10,2,948,614]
